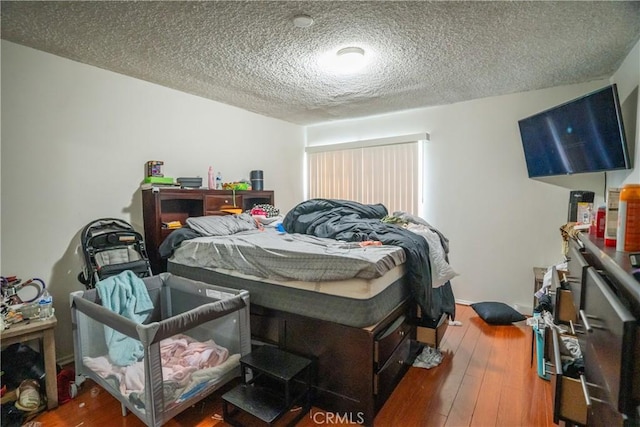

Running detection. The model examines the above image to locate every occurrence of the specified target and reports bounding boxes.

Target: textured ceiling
[2,1,640,125]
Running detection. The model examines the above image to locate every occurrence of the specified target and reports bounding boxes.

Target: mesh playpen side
[70,273,251,427]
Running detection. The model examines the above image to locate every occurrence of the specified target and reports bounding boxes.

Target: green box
[143,176,174,185]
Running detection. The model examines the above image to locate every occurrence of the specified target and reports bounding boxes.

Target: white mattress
[168,261,410,328]
[201,264,406,300]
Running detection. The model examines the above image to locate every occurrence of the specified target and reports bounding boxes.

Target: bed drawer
[416,313,448,348]
[550,328,587,426]
[204,195,241,214]
[250,308,283,345]
[374,314,410,368]
[374,333,411,408]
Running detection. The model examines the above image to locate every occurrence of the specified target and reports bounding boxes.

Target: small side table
[222,345,313,426]
[1,316,58,409]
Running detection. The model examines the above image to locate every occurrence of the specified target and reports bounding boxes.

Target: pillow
[186,213,256,236]
[471,302,526,325]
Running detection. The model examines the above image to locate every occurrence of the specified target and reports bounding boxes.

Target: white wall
[2,38,638,363]
[307,40,639,312]
[1,41,305,361]
[609,39,640,188]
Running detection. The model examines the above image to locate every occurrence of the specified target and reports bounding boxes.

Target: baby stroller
[77,218,153,289]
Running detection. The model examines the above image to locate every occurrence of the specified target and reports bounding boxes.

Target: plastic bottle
[207,166,215,190]
[38,289,54,319]
[596,205,606,238]
[590,205,605,237]
[216,172,222,190]
[616,184,640,252]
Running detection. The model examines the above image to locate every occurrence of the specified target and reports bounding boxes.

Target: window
[306,134,428,215]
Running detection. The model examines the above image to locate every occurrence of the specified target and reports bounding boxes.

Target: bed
[167,226,409,328]
[159,198,457,425]
[70,273,251,427]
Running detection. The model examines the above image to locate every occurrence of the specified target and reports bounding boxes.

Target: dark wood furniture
[141,187,274,273]
[222,345,314,426]
[142,189,424,424]
[168,261,419,425]
[547,232,640,426]
[247,301,415,426]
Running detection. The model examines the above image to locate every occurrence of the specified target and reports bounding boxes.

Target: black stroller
[77,218,153,289]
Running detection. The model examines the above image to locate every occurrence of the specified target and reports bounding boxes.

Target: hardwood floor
[30,304,554,426]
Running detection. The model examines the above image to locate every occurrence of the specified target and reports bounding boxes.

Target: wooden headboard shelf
[142,187,274,273]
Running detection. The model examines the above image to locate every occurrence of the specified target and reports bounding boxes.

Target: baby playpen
[70,273,250,426]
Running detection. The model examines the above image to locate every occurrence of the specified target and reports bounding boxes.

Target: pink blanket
[83,334,231,397]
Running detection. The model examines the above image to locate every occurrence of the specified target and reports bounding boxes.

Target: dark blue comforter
[283,199,455,321]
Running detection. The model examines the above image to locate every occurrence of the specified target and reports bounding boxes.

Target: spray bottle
[208,167,215,190]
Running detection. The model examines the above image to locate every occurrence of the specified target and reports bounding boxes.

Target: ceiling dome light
[292,14,314,28]
[337,46,365,58]
[335,46,366,72]
[318,45,371,75]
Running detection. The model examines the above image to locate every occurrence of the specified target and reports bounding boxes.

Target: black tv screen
[518,84,630,178]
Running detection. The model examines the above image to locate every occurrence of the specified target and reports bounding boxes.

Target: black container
[250,170,264,191]
[177,177,203,189]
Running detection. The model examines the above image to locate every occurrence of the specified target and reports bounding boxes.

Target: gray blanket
[170,228,405,281]
[283,199,456,321]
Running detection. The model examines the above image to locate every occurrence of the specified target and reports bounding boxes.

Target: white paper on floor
[413,345,443,369]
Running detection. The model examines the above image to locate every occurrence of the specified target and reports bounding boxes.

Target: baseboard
[513,303,533,315]
[456,299,532,315]
[57,353,75,367]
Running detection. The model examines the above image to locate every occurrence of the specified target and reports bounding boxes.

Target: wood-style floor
[31,304,554,426]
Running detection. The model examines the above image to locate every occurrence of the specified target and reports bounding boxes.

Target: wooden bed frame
[166,261,419,425]
[251,301,416,426]
[143,188,447,424]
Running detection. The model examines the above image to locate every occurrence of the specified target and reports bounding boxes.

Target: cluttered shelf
[1,315,58,414]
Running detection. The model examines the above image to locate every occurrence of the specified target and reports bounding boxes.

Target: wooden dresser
[548,232,640,426]
[141,187,274,273]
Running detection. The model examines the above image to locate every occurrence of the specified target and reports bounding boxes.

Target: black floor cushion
[471,301,526,325]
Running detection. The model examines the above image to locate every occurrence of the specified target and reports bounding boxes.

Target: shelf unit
[141,187,274,273]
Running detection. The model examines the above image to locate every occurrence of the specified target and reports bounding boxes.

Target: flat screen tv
[518,84,630,178]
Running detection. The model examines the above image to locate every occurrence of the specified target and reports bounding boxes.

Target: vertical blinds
[307,141,420,215]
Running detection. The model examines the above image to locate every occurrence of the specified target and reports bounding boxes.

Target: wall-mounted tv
[518,84,630,178]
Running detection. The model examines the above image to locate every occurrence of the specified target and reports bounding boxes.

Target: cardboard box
[143,176,174,185]
[605,187,622,245]
[146,160,164,177]
[576,202,593,225]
